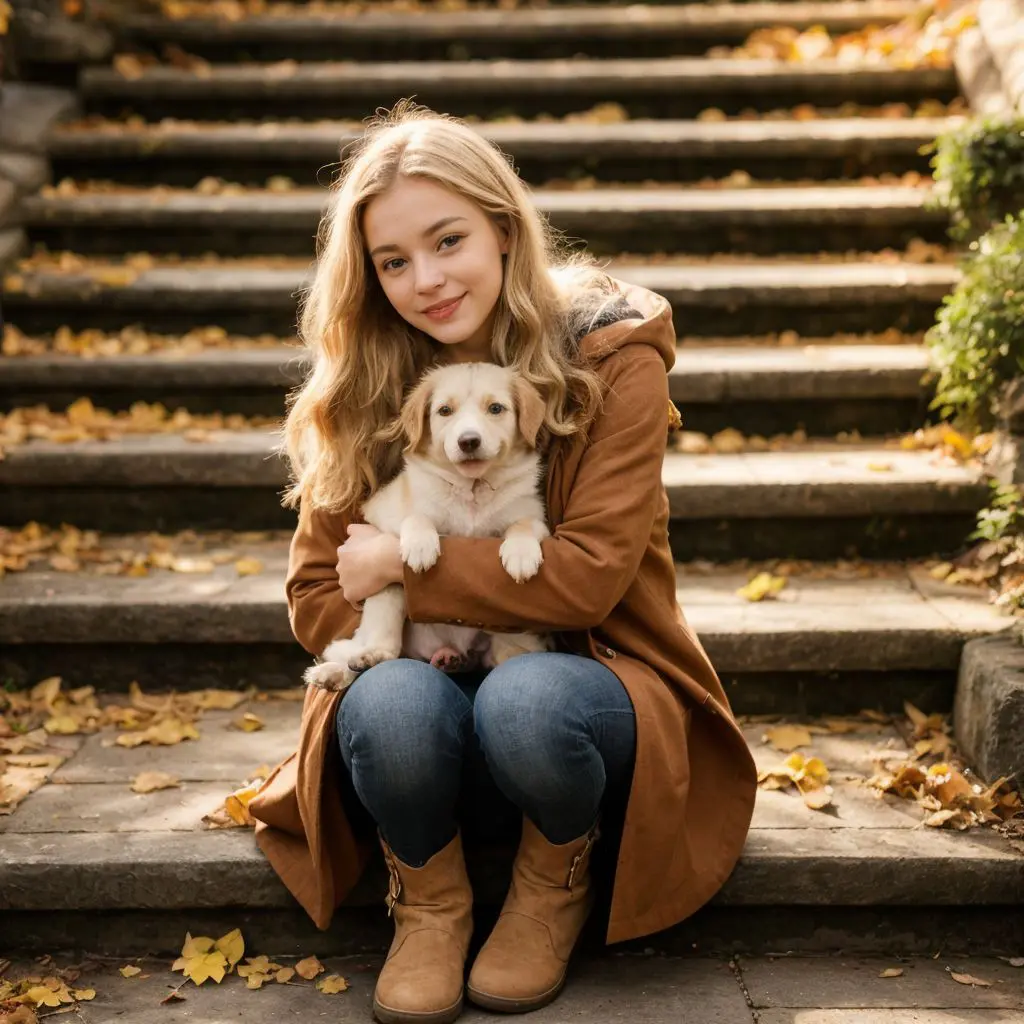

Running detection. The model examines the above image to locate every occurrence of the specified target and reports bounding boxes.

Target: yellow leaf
[232,712,264,733]
[929,562,954,580]
[238,955,283,978]
[879,968,904,978]
[866,461,894,472]
[130,771,180,793]
[762,724,812,752]
[940,425,974,460]
[295,956,325,981]
[275,967,295,983]
[950,971,991,987]
[800,785,833,811]
[225,782,260,826]
[119,965,142,978]
[246,972,272,989]
[170,557,215,574]
[43,715,80,735]
[180,932,215,957]
[317,975,349,994]
[215,927,244,968]
[737,572,787,602]
[234,556,263,576]
[22,987,62,1008]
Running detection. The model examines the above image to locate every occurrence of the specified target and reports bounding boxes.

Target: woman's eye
[488,403,505,415]
[437,405,453,417]
[382,258,404,273]
[439,234,462,250]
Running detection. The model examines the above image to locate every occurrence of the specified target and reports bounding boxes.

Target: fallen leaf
[762,724,812,752]
[295,956,325,981]
[737,572,787,602]
[317,975,349,994]
[950,971,991,987]
[131,771,181,793]
[879,967,904,978]
[998,957,1024,967]
[171,932,229,986]
[119,965,142,978]
[231,712,264,733]
[234,556,263,576]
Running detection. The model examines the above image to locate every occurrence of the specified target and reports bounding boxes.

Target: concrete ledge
[0,343,933,404]
[79,59,957,102]
[46,116,964,165]
[0,552,1007,670]
[955,633,1024,783]
[0,83,80,156]
[116,1,924,47]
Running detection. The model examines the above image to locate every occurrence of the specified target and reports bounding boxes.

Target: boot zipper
[566,826,599,892]
[382,845,402,916]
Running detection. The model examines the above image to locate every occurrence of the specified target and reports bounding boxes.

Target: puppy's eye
[487,402,505,415]
[437,405,453,417]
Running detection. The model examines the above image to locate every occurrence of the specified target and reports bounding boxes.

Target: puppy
[304,362,553,692]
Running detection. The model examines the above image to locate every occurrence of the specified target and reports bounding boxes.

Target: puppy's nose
[457,432,482,454]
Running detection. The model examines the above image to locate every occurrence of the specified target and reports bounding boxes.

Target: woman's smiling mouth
[422,295,464,321]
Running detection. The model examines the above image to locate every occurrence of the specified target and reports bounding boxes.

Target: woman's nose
[413,256,445,292]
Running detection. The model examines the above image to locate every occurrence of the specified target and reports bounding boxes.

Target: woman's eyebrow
[369,216,468,258]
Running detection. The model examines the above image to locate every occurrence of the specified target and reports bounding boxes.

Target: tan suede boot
[373,832,474,1024]
[466,817,599,1013]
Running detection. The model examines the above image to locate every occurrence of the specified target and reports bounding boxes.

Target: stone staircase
[2,0,1022,958]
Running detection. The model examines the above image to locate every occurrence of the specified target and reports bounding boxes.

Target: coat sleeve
[403,344,668,633]
[286,500,361,656]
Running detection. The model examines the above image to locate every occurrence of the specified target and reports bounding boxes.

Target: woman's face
[362,175,508,361]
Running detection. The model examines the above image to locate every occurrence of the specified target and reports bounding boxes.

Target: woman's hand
[336,524,404,609]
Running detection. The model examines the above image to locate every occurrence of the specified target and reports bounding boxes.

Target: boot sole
[465,974,566,1015]
[373,993,464,1024]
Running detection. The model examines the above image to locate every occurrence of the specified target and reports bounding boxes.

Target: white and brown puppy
[304,362,553,693]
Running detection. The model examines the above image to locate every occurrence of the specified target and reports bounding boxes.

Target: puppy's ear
[512,377,546,450]
[400,377,433,454]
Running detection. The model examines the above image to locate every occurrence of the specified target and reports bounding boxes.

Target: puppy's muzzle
[457,432,482,455]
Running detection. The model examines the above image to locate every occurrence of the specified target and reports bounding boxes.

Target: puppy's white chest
[442,490,503,537]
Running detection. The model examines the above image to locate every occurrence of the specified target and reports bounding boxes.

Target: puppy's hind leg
[487,631,553,667]
[344,584,407,672]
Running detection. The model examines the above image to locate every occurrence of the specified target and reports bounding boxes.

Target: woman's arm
[403,345,669,633]
[285,501,361,656]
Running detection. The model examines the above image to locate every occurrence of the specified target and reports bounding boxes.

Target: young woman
[249,101,756,1024]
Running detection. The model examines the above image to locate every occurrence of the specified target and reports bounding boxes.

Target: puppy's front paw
[304,660,356,692]
[500,534,543,582]
[400,528,441,573]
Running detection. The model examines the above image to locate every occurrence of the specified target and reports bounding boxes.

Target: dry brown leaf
[119,965,142,978]
[879,967,904,978]
[295,956,325,981]
[131,771,181,793]
[317,975,349,994]
[762,725,813,752]
[949,971,992,987]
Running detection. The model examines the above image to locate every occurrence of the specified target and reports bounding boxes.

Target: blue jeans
[335,652,636,867]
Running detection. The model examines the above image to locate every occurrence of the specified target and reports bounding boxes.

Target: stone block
[11,0,114,63]
[955,632,1024,783]
[0,151,51,194]
[983,430,1024,486]
[0,179,16,229]
[0,83,80,155]
[0,228,27,272]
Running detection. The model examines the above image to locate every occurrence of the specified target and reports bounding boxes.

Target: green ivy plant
[925,213,1024,431]
[927,116,1024,241]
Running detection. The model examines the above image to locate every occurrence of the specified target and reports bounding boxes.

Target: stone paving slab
[757,1012,1024,1023]
[742,955,1024,1010]
[46,116,962,166]
[0,954,750,1024]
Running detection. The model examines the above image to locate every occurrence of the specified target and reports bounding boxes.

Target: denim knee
[336,658,471,800]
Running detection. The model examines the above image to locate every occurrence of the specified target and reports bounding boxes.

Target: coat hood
[571,276,676,373]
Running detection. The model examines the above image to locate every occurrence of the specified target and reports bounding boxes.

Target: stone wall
[954,0,1024,116]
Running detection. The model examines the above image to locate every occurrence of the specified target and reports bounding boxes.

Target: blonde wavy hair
[282,100,626,513]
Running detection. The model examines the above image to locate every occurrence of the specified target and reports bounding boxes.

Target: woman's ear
[401,377,434,453]
[495,216,510,255]
[512,377,546,450]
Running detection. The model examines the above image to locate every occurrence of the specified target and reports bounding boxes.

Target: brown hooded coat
[249,280,758,944]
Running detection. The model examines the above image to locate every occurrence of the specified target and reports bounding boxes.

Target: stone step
[3,707,1020,955]
[20,184,949,257]
[79,58,958,121]
[114,1,924,62]
[48,116,960,186]
[0,437,986,555]
[0,342,935,435]
[1,258,960,337]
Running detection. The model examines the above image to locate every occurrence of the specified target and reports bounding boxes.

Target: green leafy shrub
[925,213,1024,430]
[928,116,1024,240]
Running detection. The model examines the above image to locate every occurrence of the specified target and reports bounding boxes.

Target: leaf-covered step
[0,537,1007,698]
[48,116,961,186]
[0,433,987,556]
[0,341,934,434]
[79,58,958,121]
[1,257,960,337]
[21,184,949,257]
[114,0,924,61]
